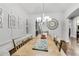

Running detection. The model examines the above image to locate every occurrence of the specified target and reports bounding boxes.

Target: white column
[63,18,70,42]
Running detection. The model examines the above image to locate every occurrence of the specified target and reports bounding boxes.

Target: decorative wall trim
[0,34,32,47]
[0,40,12,47]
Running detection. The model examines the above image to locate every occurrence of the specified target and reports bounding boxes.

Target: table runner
[32,39,48,52]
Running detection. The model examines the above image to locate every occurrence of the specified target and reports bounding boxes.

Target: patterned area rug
[32,39,48,52]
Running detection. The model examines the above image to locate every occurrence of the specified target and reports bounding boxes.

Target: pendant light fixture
[42,3,45,23]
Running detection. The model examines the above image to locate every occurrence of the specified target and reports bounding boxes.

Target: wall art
[0,16,2,28]
[0,8,2,15]
[47,18,59,30]
[8,14,16,29]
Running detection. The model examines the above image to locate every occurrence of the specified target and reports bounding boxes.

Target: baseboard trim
[70,37,76,40]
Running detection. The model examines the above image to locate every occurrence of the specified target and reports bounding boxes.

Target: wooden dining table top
[12,35,65,56]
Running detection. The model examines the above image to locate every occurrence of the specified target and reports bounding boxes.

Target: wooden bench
[9,36,33,56]
[9,47,17,56]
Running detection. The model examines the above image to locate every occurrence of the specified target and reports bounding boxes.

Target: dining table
[12,35,66,56]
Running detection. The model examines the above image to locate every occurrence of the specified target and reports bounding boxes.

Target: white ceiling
[19,3,77,14]
[68,8,79,19]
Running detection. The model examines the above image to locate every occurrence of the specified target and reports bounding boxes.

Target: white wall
[0,4,28,55]
[62,19,70,42]
[28,12,64,40]
[62,17,76,43]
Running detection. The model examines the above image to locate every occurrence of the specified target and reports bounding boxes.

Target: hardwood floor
[69,37,79,56]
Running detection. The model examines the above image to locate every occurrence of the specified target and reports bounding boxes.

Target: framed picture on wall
[18,16,19,29]
[26,19,28,33]
[8,14,16,29]
[17,16,22,29]
[0,8,2,15]
[0,16,3,28]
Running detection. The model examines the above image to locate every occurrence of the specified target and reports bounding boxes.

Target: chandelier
[37,3,51,23]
